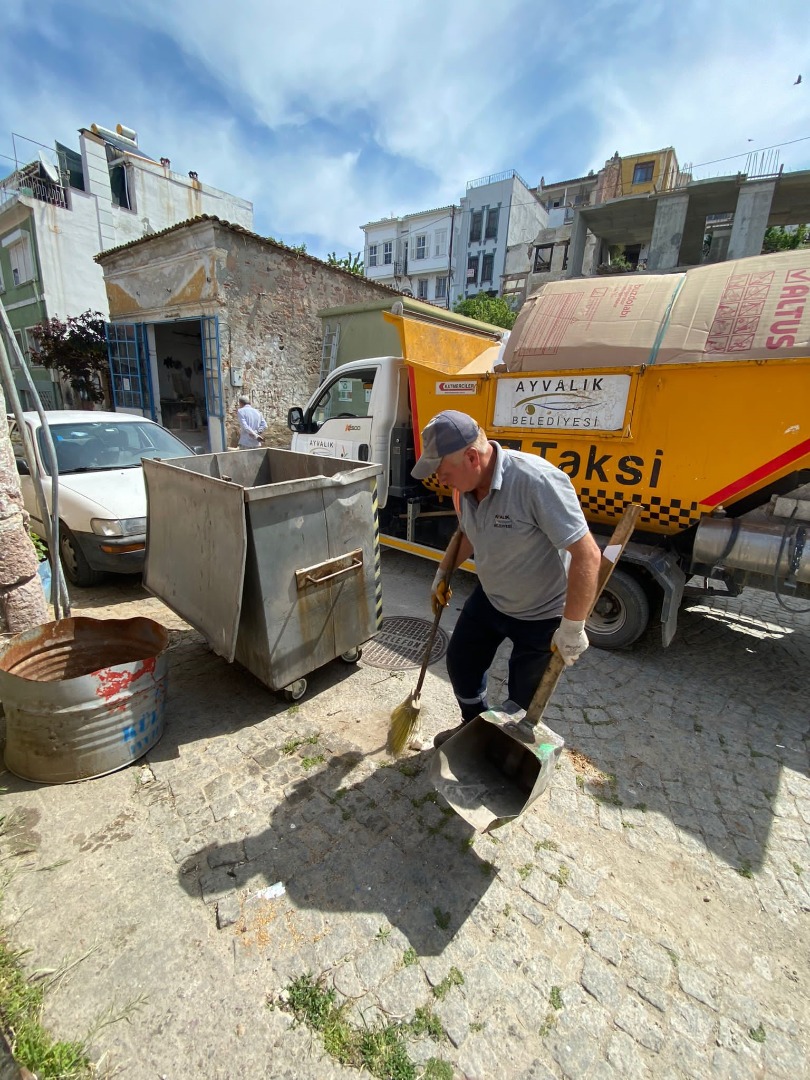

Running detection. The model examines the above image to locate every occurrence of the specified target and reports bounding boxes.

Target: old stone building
[95,216,398,451]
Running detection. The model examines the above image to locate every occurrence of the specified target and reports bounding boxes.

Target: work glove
[551,618,589,666]
[431,567,452,616]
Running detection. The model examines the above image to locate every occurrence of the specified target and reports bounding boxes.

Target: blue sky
[2,0,809,260]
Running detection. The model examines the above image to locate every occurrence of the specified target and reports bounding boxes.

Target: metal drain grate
[362,616,449,671]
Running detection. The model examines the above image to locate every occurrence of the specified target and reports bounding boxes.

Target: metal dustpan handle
[525,503,644,728]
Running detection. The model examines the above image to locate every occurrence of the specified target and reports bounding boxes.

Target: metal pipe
[0,305,70,616]
[692,517,810,583]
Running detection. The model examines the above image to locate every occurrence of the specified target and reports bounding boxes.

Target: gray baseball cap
[411,411,480,479]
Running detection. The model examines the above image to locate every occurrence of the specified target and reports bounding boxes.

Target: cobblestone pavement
[0,553,808,1079]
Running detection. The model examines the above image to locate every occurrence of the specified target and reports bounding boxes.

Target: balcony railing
[0,174,69,209]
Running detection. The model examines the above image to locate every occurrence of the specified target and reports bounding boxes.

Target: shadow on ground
[176,748,494,958]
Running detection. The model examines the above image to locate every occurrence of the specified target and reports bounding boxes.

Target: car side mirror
[287,406,304,433]
[15,456,30,476]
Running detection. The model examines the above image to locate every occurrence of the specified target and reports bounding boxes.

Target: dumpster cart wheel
[283,678,307,702]
[340,646,363,664]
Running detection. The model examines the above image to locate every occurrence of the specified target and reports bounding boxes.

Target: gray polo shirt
[457,443,589,620]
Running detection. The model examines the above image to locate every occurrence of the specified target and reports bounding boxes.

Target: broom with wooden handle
[387,529,464,756]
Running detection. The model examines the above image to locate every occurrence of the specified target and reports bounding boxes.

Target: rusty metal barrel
[0,616,169,784]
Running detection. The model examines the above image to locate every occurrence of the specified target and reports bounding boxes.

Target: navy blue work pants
[446,584,560,722]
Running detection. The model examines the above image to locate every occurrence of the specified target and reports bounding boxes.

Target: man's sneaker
[433,723,466,748]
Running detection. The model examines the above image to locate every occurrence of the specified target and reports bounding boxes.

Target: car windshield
[37,421,191,475]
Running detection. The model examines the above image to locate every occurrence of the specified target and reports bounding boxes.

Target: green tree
[30,310,109,404]
[453,292,517,329]
[326,251,364,276]
[761,224,808,254]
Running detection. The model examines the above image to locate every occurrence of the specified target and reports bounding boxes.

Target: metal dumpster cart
[142,448,383,700]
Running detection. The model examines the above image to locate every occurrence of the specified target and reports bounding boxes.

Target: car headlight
[91,517,147,537]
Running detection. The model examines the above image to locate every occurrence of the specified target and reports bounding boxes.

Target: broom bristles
[387,695,421,756]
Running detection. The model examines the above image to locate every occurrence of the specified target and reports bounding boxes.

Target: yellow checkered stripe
[372,482,383,629]
[578,488,701,529]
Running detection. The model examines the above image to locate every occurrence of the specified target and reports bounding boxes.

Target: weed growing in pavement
[409,1007,443,1040]
[432,968,464,1001]
[283,973,448,1079]
[480,861,496,877]
[748,1024,766,1043]
[538,1013,557,1037]
[402,948,418,967]
[375,927,391,942]
[433,908,450,931]
[469,1021,485,1033]
[411,792,439,808]
[397,763,420,778]
[737,859,754,879]
[551,864,570,887]
[282,737,304,755]
[792,862,804,877]
[0,924,146,1080]
[517,864,534,880]
[0,934,91,1077]
[634,803,648,813]
[300,755,325,770]
[535,839,559,853]
[459,837,476,853]
[666,948,679,967]
[549,986,564,1011]
[423,1060,453,1080]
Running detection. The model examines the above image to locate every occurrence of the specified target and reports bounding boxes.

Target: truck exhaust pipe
[692,517,810,584]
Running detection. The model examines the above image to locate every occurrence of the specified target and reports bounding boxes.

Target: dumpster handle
[295,549,363,590]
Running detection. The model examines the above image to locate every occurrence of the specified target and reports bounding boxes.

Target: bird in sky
[794,74,802,84]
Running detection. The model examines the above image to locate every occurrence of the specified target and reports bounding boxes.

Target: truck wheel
[283,678,307,702]
[59,522,104,587]
[586,568,650,650]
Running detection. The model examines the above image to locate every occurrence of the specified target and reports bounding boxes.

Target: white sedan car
[10,410,194,586]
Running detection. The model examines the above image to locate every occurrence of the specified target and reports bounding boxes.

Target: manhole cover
[362,616,449,670]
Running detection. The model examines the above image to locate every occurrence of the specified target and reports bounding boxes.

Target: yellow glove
[431,568,452,616]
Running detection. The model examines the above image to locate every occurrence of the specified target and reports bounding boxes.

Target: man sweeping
[412,410,601,747]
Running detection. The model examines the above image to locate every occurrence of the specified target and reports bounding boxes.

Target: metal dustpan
[430,504,642,832]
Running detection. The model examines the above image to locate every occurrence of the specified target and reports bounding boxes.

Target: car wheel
[586,568,650,650]
[59,522,104,587]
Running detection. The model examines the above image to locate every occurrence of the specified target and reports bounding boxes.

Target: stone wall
[216,227,394,447]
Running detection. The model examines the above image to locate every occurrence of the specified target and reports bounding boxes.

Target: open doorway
[153,320,209,451]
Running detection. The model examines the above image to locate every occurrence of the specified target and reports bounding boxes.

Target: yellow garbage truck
[288,250,810,648]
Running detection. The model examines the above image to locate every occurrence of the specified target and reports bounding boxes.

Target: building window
[481,253,494,283]
[484,208,498,241]
[368,244,378,267]
[435,276,447,300]
[467,254,479,285]
[6,235,34,287]
[415,234,428,260]
[533,244,554,273]
[434,229,447,257]
[417,278,429,300]
[632,161,655,185]
[383,241,393,265]
[469,211,483,243]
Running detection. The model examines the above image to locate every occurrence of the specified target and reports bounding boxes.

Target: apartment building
[362,205,458,308]
[0,122,253,407]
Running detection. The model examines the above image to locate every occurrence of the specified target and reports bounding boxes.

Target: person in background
[236,395,267,449]
[412,410,602,747]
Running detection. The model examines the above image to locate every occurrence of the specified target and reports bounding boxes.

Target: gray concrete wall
[727,180,776,260]
[647,194,689,271]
